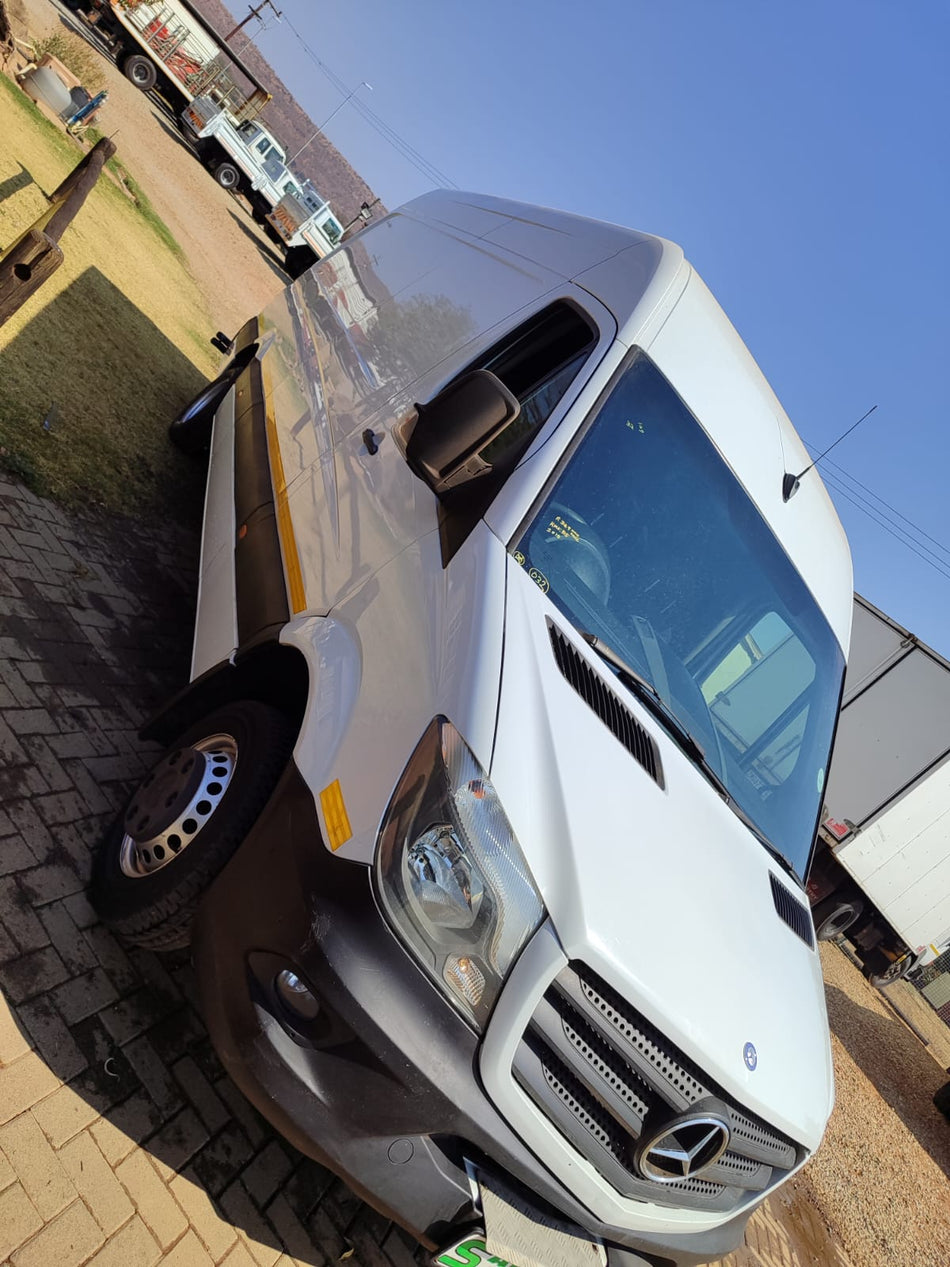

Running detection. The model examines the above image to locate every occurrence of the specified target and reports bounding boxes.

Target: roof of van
[398,191,853,653]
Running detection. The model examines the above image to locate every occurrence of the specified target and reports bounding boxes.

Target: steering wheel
[530,503,612,604]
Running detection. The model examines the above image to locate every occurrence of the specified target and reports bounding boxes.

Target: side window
[437,302,597,563]
[257,137,271,155]
[471,303,596,473]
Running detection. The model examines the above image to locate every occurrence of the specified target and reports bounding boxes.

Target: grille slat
[512,961,801,1215]
[529,996,650,1138]
[770,873,815,949]
[548,623,663,787]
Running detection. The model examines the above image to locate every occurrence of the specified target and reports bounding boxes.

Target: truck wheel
[868,955,915,988]
[934,1081,950,1119]
[123,54,158,92]
[214,162,241,190]
[285,245,318,280]
[812,894,865,941]
[90,702,295,951]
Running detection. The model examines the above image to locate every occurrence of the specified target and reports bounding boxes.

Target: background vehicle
[181,94,296,216]
[807,594,950,983]
[265,183,344,277]
[69,0,269,118]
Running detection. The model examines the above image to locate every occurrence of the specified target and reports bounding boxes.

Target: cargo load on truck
[72,0,270,119]
[808,593,950,983]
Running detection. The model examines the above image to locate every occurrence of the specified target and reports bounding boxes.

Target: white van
[91,193,852,1267]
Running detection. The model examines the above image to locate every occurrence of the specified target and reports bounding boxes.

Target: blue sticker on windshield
[743,1042,757,1071]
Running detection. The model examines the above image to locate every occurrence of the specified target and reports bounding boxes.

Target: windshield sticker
[817,767,825,793]
[513,550,526,567]
[528,568,550,594]
[625,419,646,435]
[547,514,580,543]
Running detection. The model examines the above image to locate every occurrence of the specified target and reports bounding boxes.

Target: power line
[819,452,950,563]
[812,462,950,583]
[275,16,459,190]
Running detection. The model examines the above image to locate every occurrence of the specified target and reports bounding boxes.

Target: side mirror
[404,370,520,494]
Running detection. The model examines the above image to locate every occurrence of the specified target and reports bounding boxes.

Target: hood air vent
[769,873,815,949]
[548,623,663,788]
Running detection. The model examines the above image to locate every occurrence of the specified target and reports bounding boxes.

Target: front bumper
[191,761,752,1265]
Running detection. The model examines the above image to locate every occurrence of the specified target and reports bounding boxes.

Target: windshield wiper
[579,632,728,798]
[579,631,803,883]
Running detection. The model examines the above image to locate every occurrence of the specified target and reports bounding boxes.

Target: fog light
[274,970,320,1021]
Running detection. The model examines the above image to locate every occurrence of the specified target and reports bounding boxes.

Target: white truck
[265,183,345,278]
[91,192,853,1266]
[181,95,298,218]
[68,0,270,118]
[807,594,950,984]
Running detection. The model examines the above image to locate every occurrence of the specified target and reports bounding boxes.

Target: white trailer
[807,594,950,983]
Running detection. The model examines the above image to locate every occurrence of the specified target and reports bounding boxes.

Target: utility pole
[289,82,372,164]
[224,0,282,43]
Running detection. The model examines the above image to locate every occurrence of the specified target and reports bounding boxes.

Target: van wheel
[934,1081,950,1119]
[868,956,914,988]
[168,347,256,456]
[214,162,241,190]
[90,702,295,952]
[812,894,864,941]
[168,368,237,457]
[123,54,158,92]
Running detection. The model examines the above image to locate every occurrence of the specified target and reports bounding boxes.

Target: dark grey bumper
[191,760,752,1265]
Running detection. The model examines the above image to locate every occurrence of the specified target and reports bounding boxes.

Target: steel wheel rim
[118,734,237,878]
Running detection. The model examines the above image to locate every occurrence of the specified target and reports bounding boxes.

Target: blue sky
[239,0,950,654]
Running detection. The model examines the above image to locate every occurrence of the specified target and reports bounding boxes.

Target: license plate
[434,1176,604,1267]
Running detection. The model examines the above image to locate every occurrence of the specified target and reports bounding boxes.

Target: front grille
[512,962,800,1214]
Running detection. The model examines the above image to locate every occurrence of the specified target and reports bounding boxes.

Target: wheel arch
[142,640,310,749]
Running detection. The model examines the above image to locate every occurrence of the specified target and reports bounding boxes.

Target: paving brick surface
[0,472,844,1267]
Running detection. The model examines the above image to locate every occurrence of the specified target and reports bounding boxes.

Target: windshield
[514,350,845,877]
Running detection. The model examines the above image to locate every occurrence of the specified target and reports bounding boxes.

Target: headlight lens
[376,718,545,1030]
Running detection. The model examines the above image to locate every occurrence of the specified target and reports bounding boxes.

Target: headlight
[376,718,545,1030]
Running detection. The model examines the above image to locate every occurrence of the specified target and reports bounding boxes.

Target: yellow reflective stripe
[260,356,307,614]
[320,779,353,851]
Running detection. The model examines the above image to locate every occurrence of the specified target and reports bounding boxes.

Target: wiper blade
[578,632,802,882]
[579,631,728,799]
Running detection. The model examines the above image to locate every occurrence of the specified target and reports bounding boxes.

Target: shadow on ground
[0,481,419,1265]
[227,208,290,281]
[824,982,950,1180]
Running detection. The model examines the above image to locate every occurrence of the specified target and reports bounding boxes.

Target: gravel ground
[797,944,950,1267]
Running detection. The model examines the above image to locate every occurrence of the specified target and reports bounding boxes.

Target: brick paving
[0,472,847,1267]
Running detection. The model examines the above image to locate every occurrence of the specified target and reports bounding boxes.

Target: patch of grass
[0,69,218,520]
[32,31,106,93]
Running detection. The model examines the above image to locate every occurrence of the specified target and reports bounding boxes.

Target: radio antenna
[783,404,878,501]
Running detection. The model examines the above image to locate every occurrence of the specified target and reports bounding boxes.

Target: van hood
[488,562,834,1151]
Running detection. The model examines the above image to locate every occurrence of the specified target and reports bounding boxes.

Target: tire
[168,346,256,456]
[812,893,865,941]
[284,245,318,280]
[123,54,158,92]
[90,701,296,951]
[168,371,237,457]
[214,162,241,191]
[934,1080,950,1119]
[868,955,915,988]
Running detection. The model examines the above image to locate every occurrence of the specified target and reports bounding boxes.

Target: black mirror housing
[406,370,520,494]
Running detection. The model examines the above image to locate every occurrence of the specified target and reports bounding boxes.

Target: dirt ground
[14,0,287,339]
